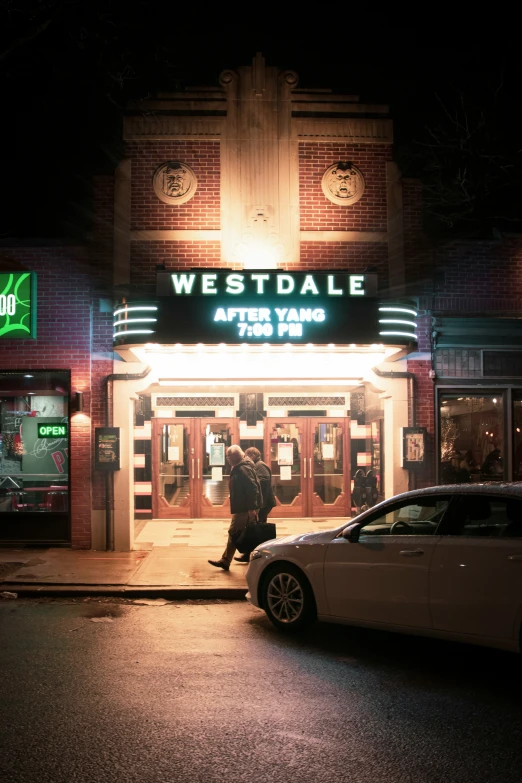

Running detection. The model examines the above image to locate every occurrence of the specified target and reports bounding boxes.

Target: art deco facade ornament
[321,162,365,206]
[153,161,197,204]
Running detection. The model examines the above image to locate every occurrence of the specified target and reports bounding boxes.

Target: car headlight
[250,550,263,561]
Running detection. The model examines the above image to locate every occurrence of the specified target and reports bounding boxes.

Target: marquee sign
[113,270,418,346]
[0,272,36,339]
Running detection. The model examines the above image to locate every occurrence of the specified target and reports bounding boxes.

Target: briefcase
[235,522,277,554]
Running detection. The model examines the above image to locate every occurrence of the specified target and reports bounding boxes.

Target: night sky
[1,6,521,238]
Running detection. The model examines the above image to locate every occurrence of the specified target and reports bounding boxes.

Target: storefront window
[0,371,69,514]
[439,393,504,483]
[513,395,522,481]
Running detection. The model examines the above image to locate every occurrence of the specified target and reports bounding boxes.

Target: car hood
[263,528,339,547]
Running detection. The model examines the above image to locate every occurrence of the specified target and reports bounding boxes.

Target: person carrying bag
[234,447,277,561]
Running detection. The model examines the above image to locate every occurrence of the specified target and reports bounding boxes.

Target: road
[1,597,522,783]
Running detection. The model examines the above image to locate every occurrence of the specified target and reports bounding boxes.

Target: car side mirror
[342,523,361,543]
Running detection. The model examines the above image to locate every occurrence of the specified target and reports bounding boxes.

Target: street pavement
[0,516,340,597]
[1,600,522,783]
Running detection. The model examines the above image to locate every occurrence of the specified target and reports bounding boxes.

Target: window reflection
[513,397,522,481]
[439,394,504,483]
[0,371,69,513]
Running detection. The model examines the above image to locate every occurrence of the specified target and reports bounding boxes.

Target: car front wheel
[262,564,316,632]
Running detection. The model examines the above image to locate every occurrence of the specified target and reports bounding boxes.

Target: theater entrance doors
[264,417,351,518]
[152,418,239,519]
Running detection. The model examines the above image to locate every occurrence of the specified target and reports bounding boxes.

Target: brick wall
[127,141,220,231]
[298,143,392,232]
[130,241,221,288]
[408,358,436,489]
[298,242,389,288]
[402,178,433,292]
[90,176,115,513]
[432,238,522,312]
[0,246,94,547]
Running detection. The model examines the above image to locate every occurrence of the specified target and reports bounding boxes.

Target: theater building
[0,53,436,548]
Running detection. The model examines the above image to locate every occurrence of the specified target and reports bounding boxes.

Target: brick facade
[130,241,221,288]
[299,143,392,232]
[128,141,220,231]
[298,242,389,287]
[0,246,97,547]
[5,58,522,548]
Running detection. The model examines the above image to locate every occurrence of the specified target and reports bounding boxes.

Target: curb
[0,584,248,600]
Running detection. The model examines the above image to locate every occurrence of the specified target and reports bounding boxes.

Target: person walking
[232,446,276,563]
[208,445,261,571]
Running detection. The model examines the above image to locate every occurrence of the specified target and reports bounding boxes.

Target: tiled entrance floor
[133,517,348,549]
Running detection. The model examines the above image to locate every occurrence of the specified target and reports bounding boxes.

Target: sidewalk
[0,517,341,599]
[0,546,251,599]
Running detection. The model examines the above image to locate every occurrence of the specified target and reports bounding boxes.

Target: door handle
[508,555,522,561]
[198,458,200,480]
[192,459,194,480]
[309,457,312,477]
[303,459,306,479]
[399,549,424,557]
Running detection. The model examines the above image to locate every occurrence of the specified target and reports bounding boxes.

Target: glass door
[152,418,240,518]
[198,418,239,518]
[264,417,351,517]
[264,418,306,517]
[152,419,195,518]
[307,418,350,517]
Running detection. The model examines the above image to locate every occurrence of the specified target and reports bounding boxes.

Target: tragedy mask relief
[321,162,365,206]
[153,161,198,205]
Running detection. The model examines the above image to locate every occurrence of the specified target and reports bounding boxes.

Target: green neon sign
[37,423,68,439]
[0,272,36,339]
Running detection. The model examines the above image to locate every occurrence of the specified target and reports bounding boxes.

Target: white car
[246,484,522,653]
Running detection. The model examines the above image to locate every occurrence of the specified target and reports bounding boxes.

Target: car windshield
[358,497,451,536]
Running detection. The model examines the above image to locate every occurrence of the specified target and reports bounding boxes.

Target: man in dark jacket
[208,445,261,571]
[233,447,276,563]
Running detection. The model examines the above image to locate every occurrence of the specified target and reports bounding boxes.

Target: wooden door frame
[307,417,351,517]
[152,417,241,519]
[196,417,240,518]
[152,417,197,519]
[264,417,307,518]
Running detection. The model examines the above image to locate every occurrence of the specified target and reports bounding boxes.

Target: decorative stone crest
[153,161,197,205]
[321,162,365,206]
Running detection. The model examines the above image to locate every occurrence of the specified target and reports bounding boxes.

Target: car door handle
[508,555,522,561]
[399,549,424,557]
